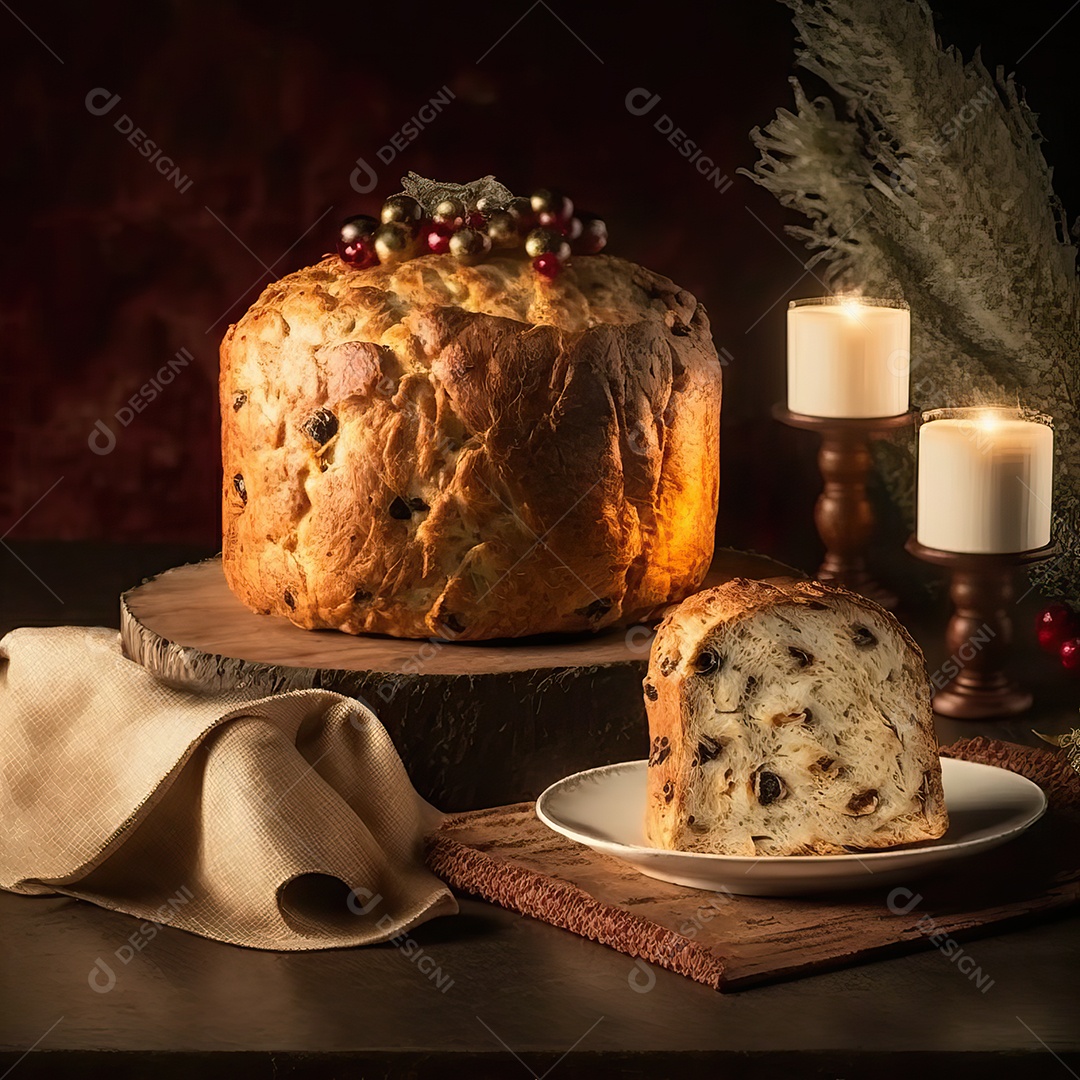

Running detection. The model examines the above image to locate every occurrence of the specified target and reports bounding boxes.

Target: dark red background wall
[1,0,1075,565]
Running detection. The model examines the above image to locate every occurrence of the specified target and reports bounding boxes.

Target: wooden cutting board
[426,776,1080,991]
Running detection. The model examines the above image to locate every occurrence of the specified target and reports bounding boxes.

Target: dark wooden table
[2,542,1079,1077]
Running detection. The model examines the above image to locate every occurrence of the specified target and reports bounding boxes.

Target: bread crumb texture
[644,578,948,855]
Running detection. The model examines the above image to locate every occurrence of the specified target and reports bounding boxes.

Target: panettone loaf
[220,251,721,640]
[644,578,948,855]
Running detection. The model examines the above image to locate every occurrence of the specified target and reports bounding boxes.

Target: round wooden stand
[773,404,916,610]
[121,549,801,811]
[904,537,1055,719]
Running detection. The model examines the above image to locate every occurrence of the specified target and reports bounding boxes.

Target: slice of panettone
[644,578,948,856]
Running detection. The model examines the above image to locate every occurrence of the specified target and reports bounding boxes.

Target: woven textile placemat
[425,738,1080,991]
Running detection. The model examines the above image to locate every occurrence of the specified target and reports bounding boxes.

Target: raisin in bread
[644,578,948,855]
[220,253,721,640]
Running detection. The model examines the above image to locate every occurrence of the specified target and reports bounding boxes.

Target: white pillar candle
[787,296,910,418]
[916,408,1054,554]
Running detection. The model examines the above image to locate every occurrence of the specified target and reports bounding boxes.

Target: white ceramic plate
[535,757,1047,896]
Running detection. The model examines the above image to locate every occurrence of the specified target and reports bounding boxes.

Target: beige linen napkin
[0,625,458,949]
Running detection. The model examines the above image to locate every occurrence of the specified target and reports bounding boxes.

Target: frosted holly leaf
[398,172,515,215]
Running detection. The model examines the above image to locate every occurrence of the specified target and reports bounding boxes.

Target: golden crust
[220,253,722,639]
[650,577,926,665]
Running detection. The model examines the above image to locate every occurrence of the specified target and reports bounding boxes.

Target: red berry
[1061,637,1080,671]
[532,253,563,279]
[1036,602,1075,631]
[466,211,486,229]
[339,236,378,268]
[1036,603,1077,652]
[425,221,453,254]
[337,214,380,267]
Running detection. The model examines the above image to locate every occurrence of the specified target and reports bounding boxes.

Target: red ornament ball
[532,253,564,279]
[339,238,378,269]
[1036,602,1078,654]
[424,221,454,254]
[337,215,380,268]
[1060,637,1080,671]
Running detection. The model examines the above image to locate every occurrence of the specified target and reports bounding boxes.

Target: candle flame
[839,298,863,319]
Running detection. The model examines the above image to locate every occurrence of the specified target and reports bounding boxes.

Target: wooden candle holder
[773,404,916,610]
[904,537,1055,719]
